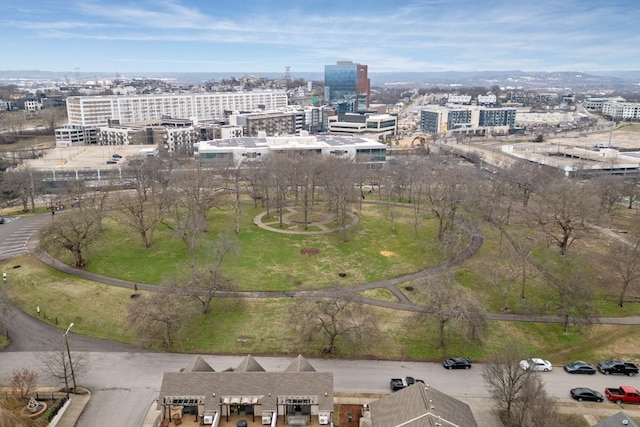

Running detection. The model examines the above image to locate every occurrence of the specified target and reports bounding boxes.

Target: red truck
[605,386,640,404]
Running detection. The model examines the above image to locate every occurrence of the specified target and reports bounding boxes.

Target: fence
[604,294,640,304]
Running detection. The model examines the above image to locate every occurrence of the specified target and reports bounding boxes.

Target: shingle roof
[159,371,333,412]
[368,384,478,427]
[284,355,317,373]
[235,354,265,372]
[594,411,640,427]
[183,356,215,373]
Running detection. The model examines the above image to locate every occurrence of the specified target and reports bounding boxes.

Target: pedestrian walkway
[253,206,359,234]
[23,211,640,328]
[53,389,91,427]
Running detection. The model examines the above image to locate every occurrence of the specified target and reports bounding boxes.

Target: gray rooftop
[368,384,478,427]
[284,355,316,373]
[594,411,640,427]
[183,355,215,373]
[159,371,333,412]
[235,354,265,372]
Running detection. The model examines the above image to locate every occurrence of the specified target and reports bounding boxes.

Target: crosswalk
[0,216,49,261]
[1,216,20,224]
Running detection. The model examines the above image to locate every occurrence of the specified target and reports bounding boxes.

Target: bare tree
[610,238,640,307]
[415,273,486,348]
[538,256,600,332]
[1,168,40,213]
[288,296,378,354]
[320,157,360,242]
[9,368,38,400]
[37,337,85,392]
[296,154,323,230]
[539,178,594,256]
[593,175,625,226]
[180,235,239,314]
[40,209,100,268]
[61,178,115,233]
[622,178,639,209]
[127,287,194,348]
[165,165,223,251]
[426,164,467,242]
[510,370,559,427]
[504,161,551,208]
[118,157,172,248]
[482,343,533,422]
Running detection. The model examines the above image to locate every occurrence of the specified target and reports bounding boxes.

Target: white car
[519,358,553,372]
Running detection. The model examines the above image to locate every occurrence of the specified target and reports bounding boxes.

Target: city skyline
[2,0,640,74]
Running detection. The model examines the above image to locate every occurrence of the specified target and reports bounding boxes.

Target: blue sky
[2,0,639,74]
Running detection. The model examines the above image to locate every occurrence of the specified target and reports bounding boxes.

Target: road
[0,214,50,261]
[3,350,640,426]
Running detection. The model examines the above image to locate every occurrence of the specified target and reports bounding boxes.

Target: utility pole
[65,323,77,390]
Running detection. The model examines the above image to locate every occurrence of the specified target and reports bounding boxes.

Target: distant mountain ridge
[1,69,639,90]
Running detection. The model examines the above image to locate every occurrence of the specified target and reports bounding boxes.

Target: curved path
[6,210,640,335]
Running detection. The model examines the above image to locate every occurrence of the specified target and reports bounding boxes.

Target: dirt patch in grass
[337,404,363,427]
[380,250,394,257]
[301,247,321,256]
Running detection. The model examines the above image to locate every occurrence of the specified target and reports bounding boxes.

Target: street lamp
[64,323,77,390]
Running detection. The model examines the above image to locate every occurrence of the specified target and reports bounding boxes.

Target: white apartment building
[602,101,640,121]
[583,96,625,110]
[65,91,289,127]
[447,94,472,105]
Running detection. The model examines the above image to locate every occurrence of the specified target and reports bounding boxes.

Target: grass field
[4,196,640,363]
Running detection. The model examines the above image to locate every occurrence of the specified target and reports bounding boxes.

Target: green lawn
[70,204,446,290]
[6,196,640,361]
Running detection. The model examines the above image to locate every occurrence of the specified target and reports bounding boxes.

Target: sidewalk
[55,389,91,427]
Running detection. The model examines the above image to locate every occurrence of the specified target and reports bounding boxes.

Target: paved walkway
[56,390,91,427]
[25,211,640,326]
[254,206,359,234]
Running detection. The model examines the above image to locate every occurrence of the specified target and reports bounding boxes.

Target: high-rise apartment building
[324,61,370,113]
[65,91,289,127]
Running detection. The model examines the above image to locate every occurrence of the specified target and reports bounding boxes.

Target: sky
[2,0,640,74]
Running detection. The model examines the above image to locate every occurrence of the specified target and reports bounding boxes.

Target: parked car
[519,358,553,372]
[442,357,472,370]
[564,361,596,375]
[0,217,4,224]
[570,387,604,402]
[598,360,639,376]
[390,376,424,391]
[605,386,640,404]
[106,159,118,164]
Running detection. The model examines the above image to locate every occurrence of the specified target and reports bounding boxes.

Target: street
[2,351,640,426]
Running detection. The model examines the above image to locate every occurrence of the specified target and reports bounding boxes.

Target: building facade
[159,355,333,426]
[65,91,289,127]
[324,61,370,113]
[231,110,305,137]
[327,114,397,139]
[603,101,640,121]
[420,105,516,135]
[195,133,386,168]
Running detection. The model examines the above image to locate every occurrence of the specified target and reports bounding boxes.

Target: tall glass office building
[324,61,370,113]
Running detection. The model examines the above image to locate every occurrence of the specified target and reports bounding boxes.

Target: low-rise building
[362,383,478,427]
[195,133,386,168]
[158,355,334,426]
[327,114,397,139]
